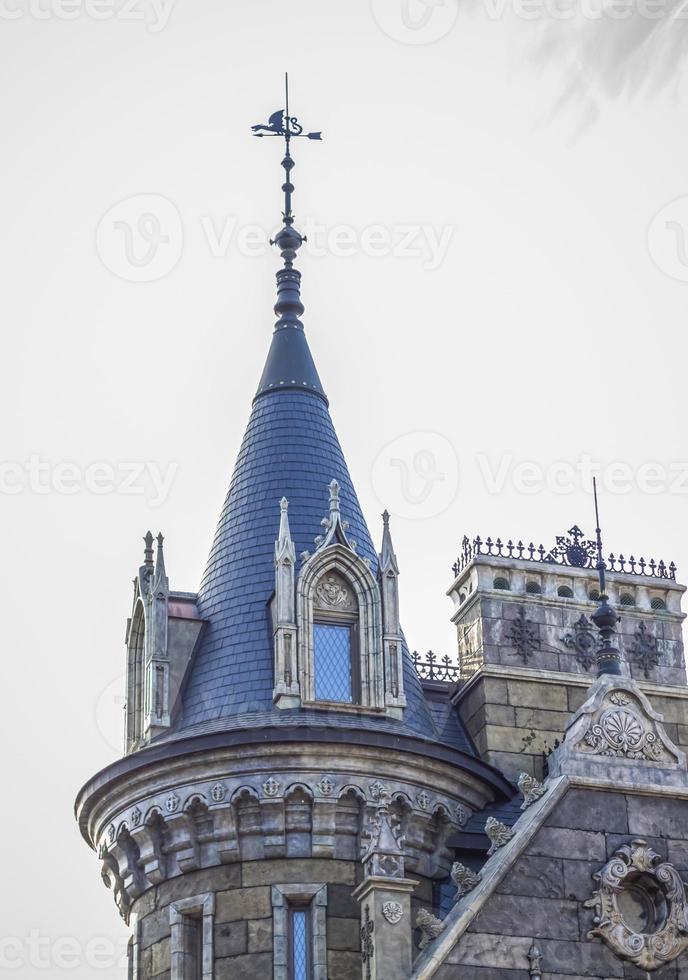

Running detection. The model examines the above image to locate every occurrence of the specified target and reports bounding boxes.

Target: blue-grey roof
[174,326,473,751]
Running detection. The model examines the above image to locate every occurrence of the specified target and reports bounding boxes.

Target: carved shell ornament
[584,704,663,761]
[584,838,688,971]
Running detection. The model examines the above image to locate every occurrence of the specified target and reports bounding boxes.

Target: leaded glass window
[313,623,354,702]
[290,907,309,980]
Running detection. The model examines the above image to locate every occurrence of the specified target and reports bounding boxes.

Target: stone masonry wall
[130,858,435,979]
[456,672,688,782]
[435,787,688,979]
[457,595,685,687]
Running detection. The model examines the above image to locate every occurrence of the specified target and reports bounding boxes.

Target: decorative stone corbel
[416,909,445,950]
[272,497,300,708]
[450,861,482,901]
[378,510,406,717]
[518,773,547,810]
[485,816,515,856]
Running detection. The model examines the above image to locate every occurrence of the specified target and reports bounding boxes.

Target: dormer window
[272,483,406,716]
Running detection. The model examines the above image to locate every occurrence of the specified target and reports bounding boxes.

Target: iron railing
[452,526,676,582]
[411,650,461,683]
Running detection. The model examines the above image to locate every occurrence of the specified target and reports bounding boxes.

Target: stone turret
[447,528,686,780]
[76,96,511,978]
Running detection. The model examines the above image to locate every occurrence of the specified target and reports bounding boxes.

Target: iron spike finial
[590,477,622,677]
[252,76,322,333]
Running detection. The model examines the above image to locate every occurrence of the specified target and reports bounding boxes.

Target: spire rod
[251,76,322,331]
[590,477,622,677]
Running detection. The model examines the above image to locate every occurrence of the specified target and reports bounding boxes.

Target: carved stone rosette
[584,838,688,971]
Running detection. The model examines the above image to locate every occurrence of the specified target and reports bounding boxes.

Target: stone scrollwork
[518,772,547,810]
[485,816,515,856]
[416,909,445,950]
[584,838,688,971]
[584,703,663,761]
[451,862,482,900]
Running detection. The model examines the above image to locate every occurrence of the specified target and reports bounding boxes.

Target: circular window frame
[585,838,688,971]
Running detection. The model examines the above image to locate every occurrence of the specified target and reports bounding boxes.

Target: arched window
[558,585,574,598]
[493,577,510,591]
[620,592,635,606]
[526,580,541,594]
[589,588,600,601]
[651,596,667,610]
[312,571,360,703]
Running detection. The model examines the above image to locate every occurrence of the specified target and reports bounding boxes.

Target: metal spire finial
[591,477,622,677]
[252,75,322,331]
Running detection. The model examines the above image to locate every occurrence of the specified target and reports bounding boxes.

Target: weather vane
[252,73,322,234]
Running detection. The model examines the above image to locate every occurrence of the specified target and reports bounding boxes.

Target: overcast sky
[2,0,688,974]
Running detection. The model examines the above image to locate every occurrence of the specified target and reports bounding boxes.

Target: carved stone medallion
[382,901,404,924]
[262,776,281,797]
[584,838,688,971]
[315,572,354,610]
[210,782,226,803]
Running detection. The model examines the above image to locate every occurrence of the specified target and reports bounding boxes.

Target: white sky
[2,0,688,974]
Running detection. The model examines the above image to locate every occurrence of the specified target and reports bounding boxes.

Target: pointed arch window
[312,571,360,703]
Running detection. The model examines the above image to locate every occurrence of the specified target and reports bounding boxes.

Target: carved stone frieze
[85,757,482,922]
[584,838,688,971]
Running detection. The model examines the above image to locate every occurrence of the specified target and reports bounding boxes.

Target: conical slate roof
[174,133,471,749]
[178,356,447,742]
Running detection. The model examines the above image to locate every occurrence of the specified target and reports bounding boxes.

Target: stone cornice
[454,663,688,703]
[79,737,508,926]
[76,724,513,843]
